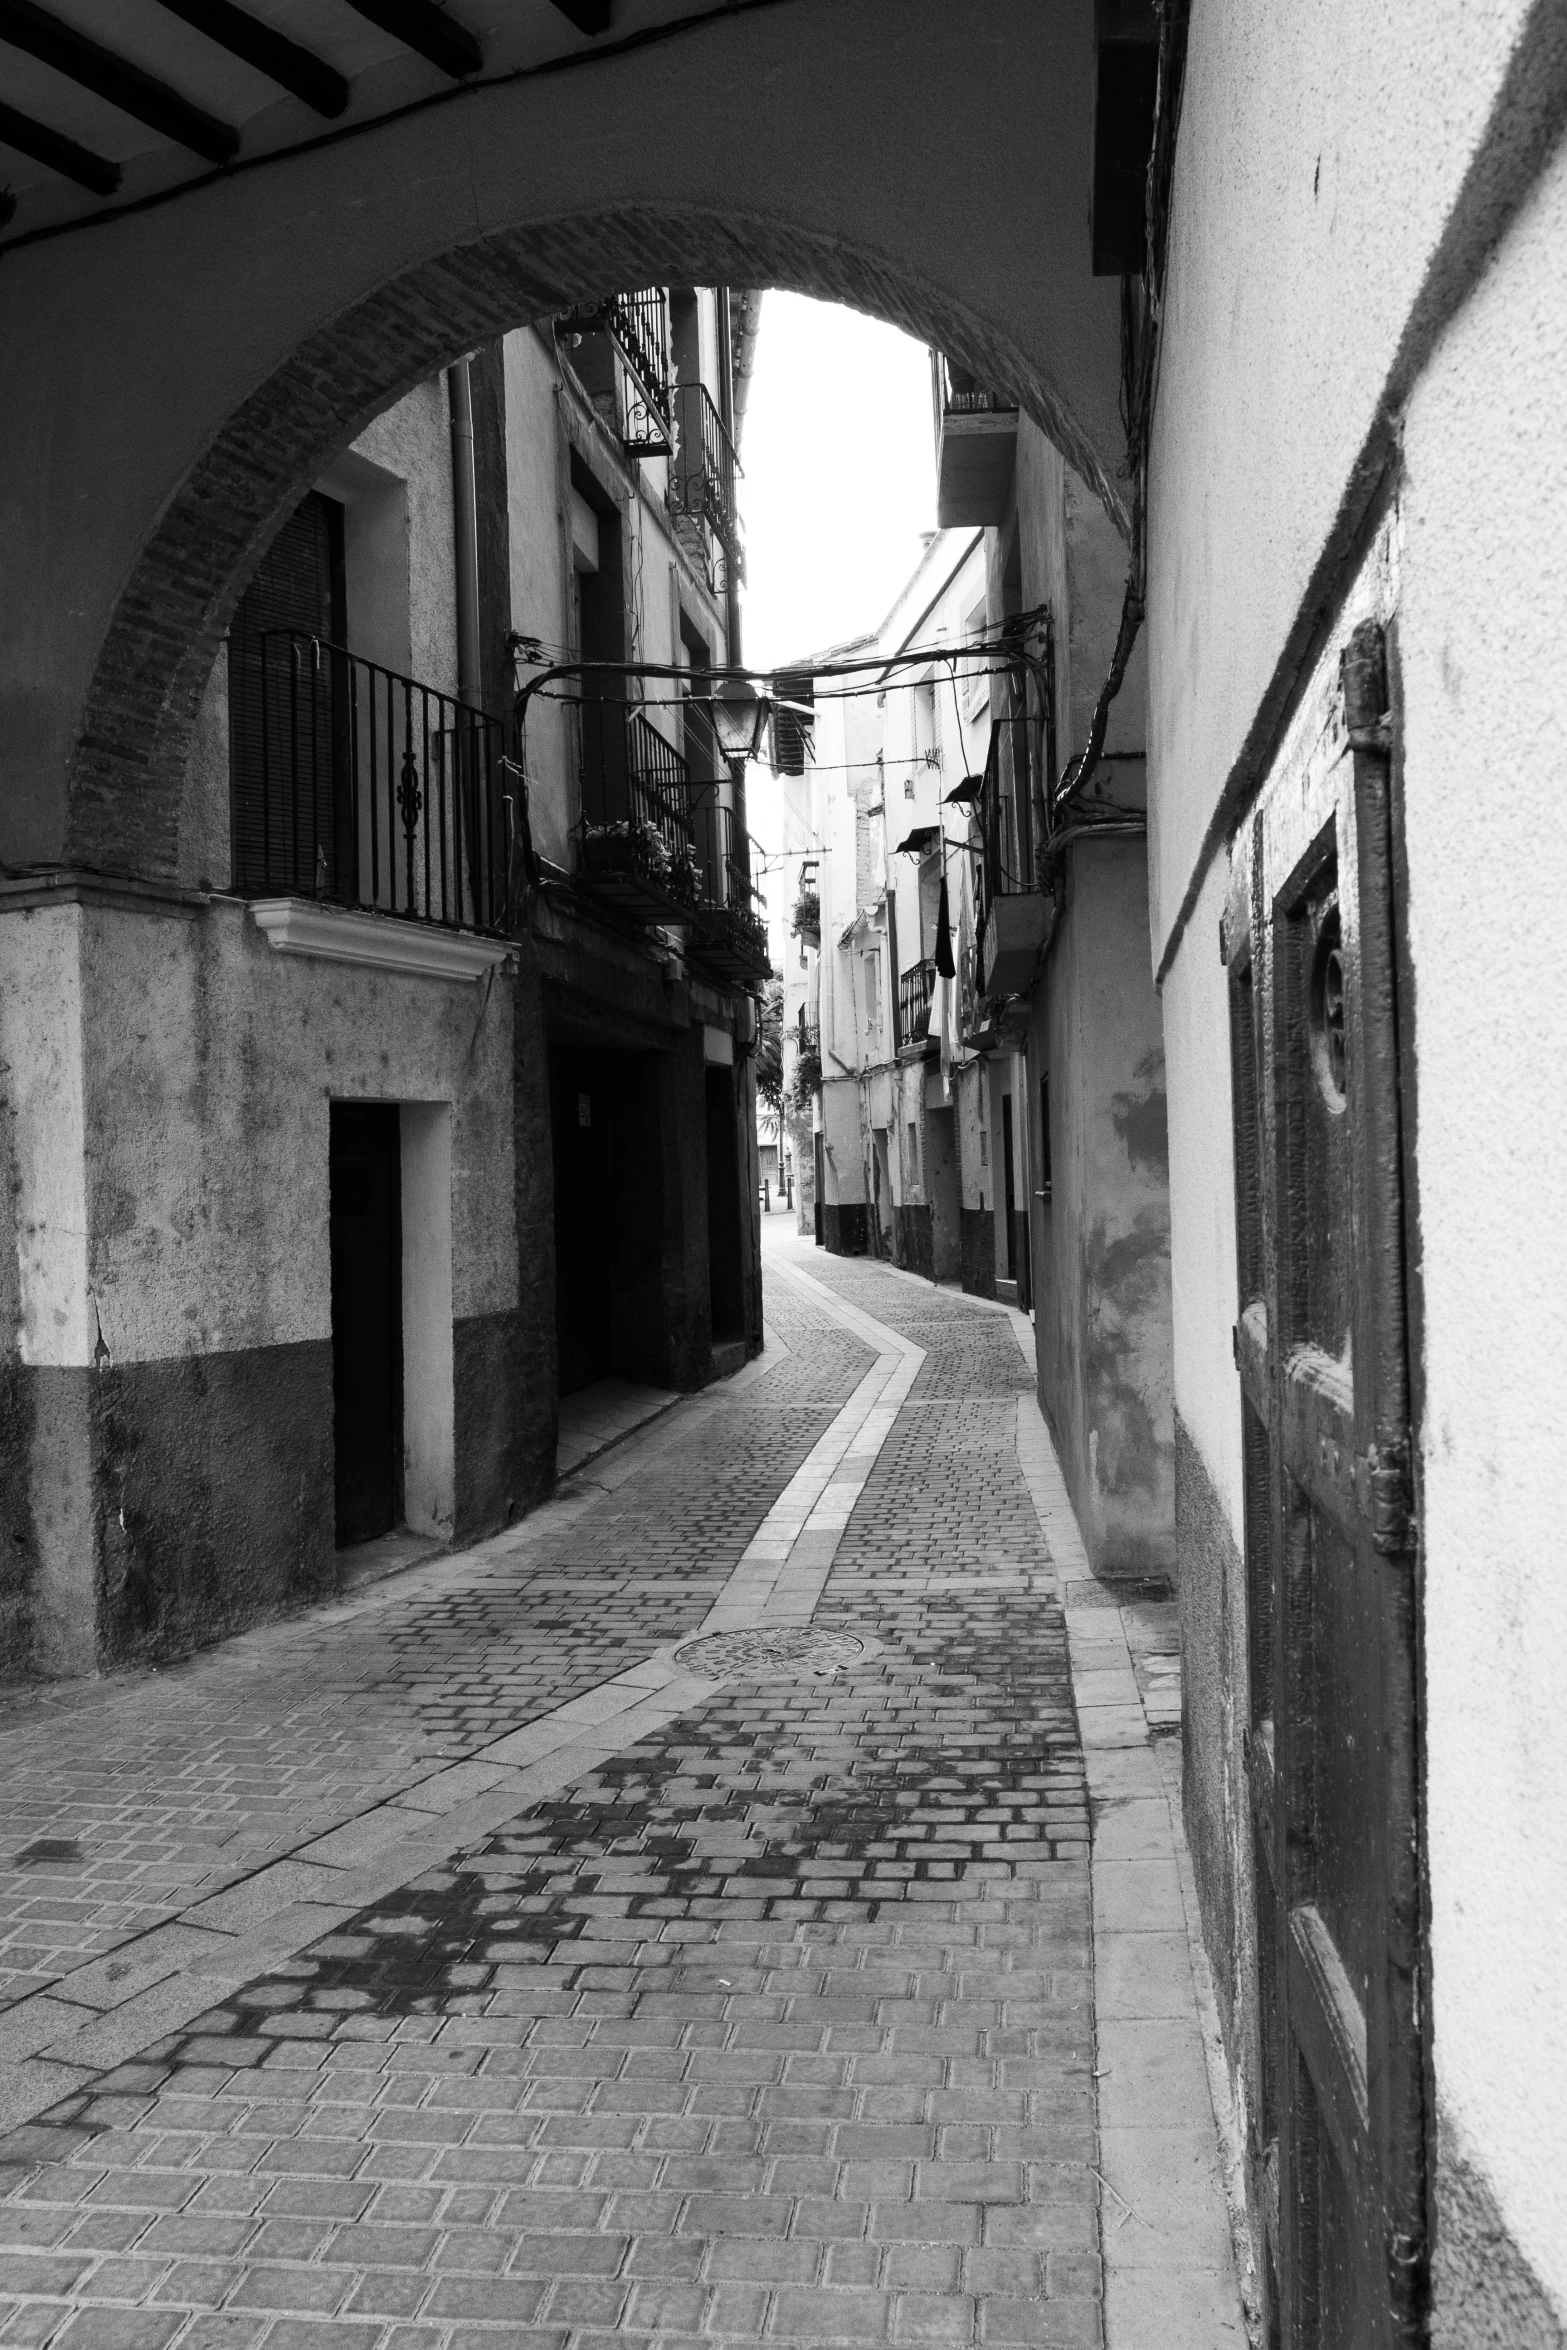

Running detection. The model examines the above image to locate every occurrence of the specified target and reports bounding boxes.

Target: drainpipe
[447,357,482,710]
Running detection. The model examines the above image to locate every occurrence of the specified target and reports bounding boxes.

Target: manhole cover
[675,1627,866,1679]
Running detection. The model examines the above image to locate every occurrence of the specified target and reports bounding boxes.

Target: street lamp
[707,680,770,764]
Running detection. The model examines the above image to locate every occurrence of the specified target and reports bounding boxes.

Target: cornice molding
[248,898,514,982]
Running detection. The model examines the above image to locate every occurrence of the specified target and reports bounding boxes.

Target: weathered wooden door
[1225,621,1425,2347]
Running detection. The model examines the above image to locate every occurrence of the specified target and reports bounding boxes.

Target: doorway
[926,1104,962,1279]
[551,1049,616,1397]
[872,1127,893,1260]
[1001,1090,1017,1278]
[705,1064,745,1343]
[329,1102,402,1547]
[1226,621,1424,2345]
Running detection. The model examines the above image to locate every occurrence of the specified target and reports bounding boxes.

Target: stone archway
[65,207,1121,882]
[0,0,1123,879]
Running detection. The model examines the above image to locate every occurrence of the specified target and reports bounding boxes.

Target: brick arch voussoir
[65,204,1121,879]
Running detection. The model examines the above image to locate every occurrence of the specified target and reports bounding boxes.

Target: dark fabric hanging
[934,868,956,979]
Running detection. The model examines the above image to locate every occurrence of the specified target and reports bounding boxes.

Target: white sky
[736,293,936,939]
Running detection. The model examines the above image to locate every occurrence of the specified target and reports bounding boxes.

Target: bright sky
[737,293,936,938]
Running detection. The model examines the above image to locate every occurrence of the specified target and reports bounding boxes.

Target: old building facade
[780,469,1173,1581]
[2,0,1564,2339]
[0,287,768,1678]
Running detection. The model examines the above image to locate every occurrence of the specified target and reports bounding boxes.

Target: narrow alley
[0,1228,1239,2350]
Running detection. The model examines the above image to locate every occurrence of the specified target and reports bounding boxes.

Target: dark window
[229,490,348,896]
[570,454,630,828]
[1039,1074,1053,1196]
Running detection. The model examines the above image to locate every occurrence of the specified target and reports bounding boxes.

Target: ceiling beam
[548,1,613,31]
[0,0,238,162]
[342,2,483,80]
[153,0,350,119]
[0,94,121,193]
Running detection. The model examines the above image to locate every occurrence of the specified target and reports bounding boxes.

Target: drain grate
[675,1627,866,1679]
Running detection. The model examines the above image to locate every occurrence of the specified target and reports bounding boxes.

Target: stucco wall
[73,903,515,1365]
[0,895,519,1674]
[1164,98,1567,2301]
[1396,125,1567,2332]
[1146,0,1550,967]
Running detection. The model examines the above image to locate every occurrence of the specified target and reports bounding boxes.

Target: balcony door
[229,489,349,896]
[1226,621,1426,2347]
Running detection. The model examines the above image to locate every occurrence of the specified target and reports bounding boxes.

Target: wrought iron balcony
[560,287,673,454]
[574,702,701,921]
[667,380,743,579]
[228,630,511,934]
[931,349,1019,529]
[688,802,771,982]
[968,701,1057,1002]
[900,958,939,1048]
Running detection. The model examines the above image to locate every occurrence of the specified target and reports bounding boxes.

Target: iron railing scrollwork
[228,629,510,933]
[667,380,744,586]
[560,287,674,454]
[573,699,701,912]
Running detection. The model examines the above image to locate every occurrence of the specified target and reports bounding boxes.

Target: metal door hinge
[1354,1439,1416,1553]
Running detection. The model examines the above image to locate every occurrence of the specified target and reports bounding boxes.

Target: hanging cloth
[934,870,956,978]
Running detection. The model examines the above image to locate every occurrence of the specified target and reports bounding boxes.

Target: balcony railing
[668,380,742,571]
[931,350,1018,421]
[574,700,700,920]
[900,959,938,1046]
[975,701,1037,909]
[228,630,510,933]
[686,801,770,981]
[931,349,1020,529]
[560,287,673,454]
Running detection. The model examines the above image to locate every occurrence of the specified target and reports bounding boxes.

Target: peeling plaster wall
[0,897,519,1676]
[1030,847,1173,1574]
[77,905,514,1364]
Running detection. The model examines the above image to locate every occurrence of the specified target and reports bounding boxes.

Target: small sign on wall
[578,1094,592,1128]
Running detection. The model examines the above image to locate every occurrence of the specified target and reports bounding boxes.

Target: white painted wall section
[1399,123,1567,2320]
[400,1102,455,1541]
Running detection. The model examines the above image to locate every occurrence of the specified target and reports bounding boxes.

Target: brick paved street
[0,1235,1245,2349]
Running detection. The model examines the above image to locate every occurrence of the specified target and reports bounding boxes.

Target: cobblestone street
[0,1234,1244,2350]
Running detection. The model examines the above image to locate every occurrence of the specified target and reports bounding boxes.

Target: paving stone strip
[0,1288,871,2029]
[0,1233,1246,2348]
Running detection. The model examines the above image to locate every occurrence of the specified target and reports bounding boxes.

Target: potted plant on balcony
[790,1038,823,1101]
[791,886,821,947]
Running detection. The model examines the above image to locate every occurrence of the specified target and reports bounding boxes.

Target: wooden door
[1224,621,1425,2347]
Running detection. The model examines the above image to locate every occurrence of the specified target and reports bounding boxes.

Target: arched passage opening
[0,0,1160,1723]
[63,209,1125,884]
[0,0,1125,879]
